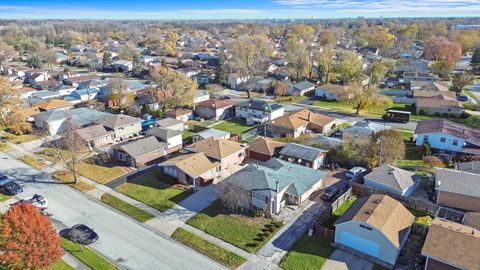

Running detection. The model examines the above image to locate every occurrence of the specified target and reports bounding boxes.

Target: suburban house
[113,60,133,73]
[288,81,316,96]
[279,143,327,169]
[71,88,99,102]
[222,158,326,215]
[404,72,437,84]
[363,164,421,197]
[75,124,115,147]
[158,152,220,187]
[414,119,480,155]
[422,218,480,270]
[415,97,464,117]
[434,167,480,212]
[291,109,337,135]
[184,138,246,170]
[191,128,230,143]
[96,114,142,141]
[315,84,348,101]
[334,194,415,267]
[193,90,210,104]
[194,99,238,120]
[235,99,284,125]
[265,114,308,138]
[146,126,183,153]
[227,73,250,90]
[456,160,480,174]
[156,118,185,132]
[33,108,110,135]
[113,136,168,168]
[164,108,193,122]
[246,137,286,162]
[36,99,73,111]
[343,121,391,143]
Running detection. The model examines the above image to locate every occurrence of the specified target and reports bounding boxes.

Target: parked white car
[346,167,367,179]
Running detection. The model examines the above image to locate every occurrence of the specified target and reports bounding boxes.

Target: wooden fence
[331,188,353,213]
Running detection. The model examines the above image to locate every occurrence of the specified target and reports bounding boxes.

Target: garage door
[338,231,380,258]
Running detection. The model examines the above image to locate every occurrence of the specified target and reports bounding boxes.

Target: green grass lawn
[280,235,334,270]
[274,96,308,104]
[323,198,356,229]
[186,201,282,253]
[36,147,73,163]
[0,133,39,144]
[100,193,154,222]
[0,142,10,152]
[394,142,431,176]
[75,163,125,184]
[211,119,254,135]
[48,260,75,270]
[182,130,195,140]
[0,193,11,202]
[53,171,94,192]
[61,238,118,270]
[19,155,46,170]
[114,169,192,212]
[172,228,246,269]
[409,209,433,226]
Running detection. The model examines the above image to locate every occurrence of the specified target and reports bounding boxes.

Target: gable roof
[414,119,480,145]
[147,126,182,142]
[267,114,309,129]
[156,118,183,128]
[196,99,238,109]
[165,108,193,117]
[422,218,480,270]
[247,137,285,156]
[186,137,245,160]
[364,164,421,192]
[316,84,348,94]
[117,136,167,158]
[334,194,415,248]
[96,114,142,129]
[415,97,462,109]
[159,152,219,178]
[194,128,230,140]
[223,158,326,198]
[279,143,326,162]
[36,99,72,110]
[434,167,480,198]
[456,161,480,175]
[236,99,283,112]
[291,109,336,127]
[75,124,113,141]
[292,81,315,91]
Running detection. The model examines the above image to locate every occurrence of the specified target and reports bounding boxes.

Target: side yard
[114,169,192,212]
[280,235,334,270]
[186,201,282,253]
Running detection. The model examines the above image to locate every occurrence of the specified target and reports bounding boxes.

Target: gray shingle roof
[364,164,421,192]
[279,143,326,162]
[147,126,181,142]
[96,114,142,129]
[435,168,480,197]
[293,81,315,91]
[117,136,167,158]
[223,158,326,198]
[195,128,230,140]
[456,161,480,175]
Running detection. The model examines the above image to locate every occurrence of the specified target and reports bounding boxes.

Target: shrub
[423,156,444,169]
[273,221,283,228]
[422,143,431,156]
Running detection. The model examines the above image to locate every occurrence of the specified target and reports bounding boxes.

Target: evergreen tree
[132,54,142,76]
[215,54,227,85]
[471,47,480,67]
[27,54,42,69]
[102,52,112,66]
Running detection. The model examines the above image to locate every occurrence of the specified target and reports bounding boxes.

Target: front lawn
[186,201,282,253]
[48,260,75,270]
[280,235,334,270]
[100,193,154,222]
[53,171,94,192]
[172,228,246,269]
[36,147,73,163]
[61,238,117,270]
[114,170,192,212]
[0,142,10,152]
[211,119,254,135]
[19,155,46,170]
[274,96,308,104]
[0,193,11,202]
[323,197,356,229]
[75,163,125,184]
[1,133,39,144]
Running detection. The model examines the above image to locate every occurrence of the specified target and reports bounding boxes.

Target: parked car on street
[322,186,340,201]
[0,173,23,195]
[11,194,48,210]
[346,167,367,179]
[67,224,99,245]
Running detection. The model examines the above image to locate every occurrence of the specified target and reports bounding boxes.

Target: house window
[360,224,373,231]
[118,152,127,161]
[423,135,429,142]
[453,139,458,146]
[440,137,446,143]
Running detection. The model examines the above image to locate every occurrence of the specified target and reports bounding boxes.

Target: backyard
[114,169,192,212]
[394,142,431,177]
[280,235,335,270]
[323,197,357,229]
[186,201,282,253]
[210,119,254,135]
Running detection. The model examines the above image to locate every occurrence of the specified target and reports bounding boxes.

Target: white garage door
[338,231,380,257]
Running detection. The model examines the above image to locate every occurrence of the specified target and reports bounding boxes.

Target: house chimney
[308,112,312,122]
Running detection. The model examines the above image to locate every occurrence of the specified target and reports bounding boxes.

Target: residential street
[0,151,225,270]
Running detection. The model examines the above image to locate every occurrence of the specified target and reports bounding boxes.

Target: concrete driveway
[322,250,373,270]
[0,151,225,270]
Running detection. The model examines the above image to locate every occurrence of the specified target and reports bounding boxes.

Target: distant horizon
[1,1,480,20]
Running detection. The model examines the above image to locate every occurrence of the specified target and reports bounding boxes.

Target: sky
[1,0,480,20]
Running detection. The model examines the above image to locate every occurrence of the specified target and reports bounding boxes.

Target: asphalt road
[0,151,225,270]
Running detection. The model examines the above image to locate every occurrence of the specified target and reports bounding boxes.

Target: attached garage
[334,195,415,267]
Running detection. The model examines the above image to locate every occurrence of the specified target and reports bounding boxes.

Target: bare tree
[107,78,131,107]
[216,180,250,213]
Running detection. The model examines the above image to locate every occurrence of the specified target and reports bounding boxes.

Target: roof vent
[365,210,373,215]
[373,200,381,204]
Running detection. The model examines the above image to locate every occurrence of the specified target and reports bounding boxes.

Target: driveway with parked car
[0,151,224,270]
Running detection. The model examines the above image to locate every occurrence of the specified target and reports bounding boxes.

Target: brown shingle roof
[160,152,219,178]
[415,119,480,144]
[247,137,286,156]
[413,90,456,100]
[36,99,72,110]
[335,194,415,248]
[267,114,309,129]
[165,108,193,117]
[186,137,245,160]
[196,99,238,109]
[422,218,480,269]
[292,109,336,127]
[415,97,462,109]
